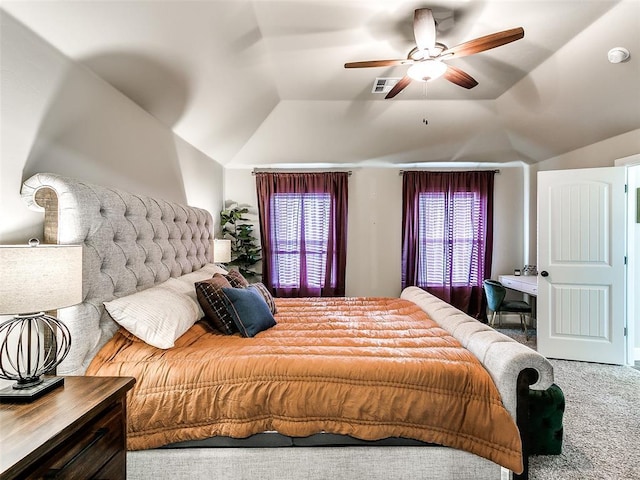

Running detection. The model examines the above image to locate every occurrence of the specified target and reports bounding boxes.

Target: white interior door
[537,167,626,364]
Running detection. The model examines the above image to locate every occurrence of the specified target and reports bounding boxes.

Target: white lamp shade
[0,244,83,314]
[407,60,448,82]
[213,239,232,263]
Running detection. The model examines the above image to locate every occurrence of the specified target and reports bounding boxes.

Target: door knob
[540,271,549,277]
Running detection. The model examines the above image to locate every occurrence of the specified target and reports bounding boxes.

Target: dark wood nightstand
[0,376,135,479]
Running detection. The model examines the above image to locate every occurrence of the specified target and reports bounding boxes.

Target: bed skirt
[128,446,509,480]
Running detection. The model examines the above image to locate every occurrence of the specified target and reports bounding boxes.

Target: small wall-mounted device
[607,47,630,64]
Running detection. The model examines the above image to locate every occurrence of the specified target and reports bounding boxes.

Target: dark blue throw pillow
[220,286,276,337]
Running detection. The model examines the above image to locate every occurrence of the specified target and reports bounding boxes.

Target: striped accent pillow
[225,269,250,288]
[249,282,277,314]
[195,274,238,335]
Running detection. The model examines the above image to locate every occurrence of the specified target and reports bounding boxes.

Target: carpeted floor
[495,325,640,480]
[493,324,536,350]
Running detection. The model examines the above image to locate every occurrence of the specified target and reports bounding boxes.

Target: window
[402,171,494,318]
[270,193,331,289]
[417,191,483,287]
[256,172,348,297]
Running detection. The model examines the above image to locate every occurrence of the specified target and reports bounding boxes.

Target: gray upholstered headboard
[21,173,215,375]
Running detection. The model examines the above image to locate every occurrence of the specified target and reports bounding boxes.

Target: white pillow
[200,263,229,276]
[163,263,228,317]
[104,284,200,349]
[104,264,229,349]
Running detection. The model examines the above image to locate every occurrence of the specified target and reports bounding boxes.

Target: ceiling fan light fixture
[407,60,447,82]
[345,8,524,96]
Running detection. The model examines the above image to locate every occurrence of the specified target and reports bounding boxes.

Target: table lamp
[0,239,82,402]
[213,239,232,264]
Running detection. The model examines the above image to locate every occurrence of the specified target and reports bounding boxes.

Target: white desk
[498,275,538,296]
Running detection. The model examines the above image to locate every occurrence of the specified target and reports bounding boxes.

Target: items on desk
[523,265,537,276]
[514,269,521,276]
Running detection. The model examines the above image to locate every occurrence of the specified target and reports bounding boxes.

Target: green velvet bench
[529,383,565,455]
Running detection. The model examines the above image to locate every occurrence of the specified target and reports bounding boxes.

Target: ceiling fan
[344,8,524,99]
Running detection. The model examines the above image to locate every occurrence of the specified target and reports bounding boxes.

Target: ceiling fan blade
[443,65,478,89]
[344,59,412,68]
[413,8,436,52]
[385,76,412,99]
[440,27,524,59]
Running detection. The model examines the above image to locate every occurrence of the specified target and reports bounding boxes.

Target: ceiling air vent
[372,78,400,94]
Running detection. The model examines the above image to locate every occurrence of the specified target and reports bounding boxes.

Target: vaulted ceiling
[2,0,639,167]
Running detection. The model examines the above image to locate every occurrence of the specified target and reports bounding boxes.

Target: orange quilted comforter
[87,297,522,472]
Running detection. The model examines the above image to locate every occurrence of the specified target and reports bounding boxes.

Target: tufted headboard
[21,173,215,375]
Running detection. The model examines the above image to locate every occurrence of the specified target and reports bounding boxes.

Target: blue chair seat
[500,300,532,313]
[483,279,531,339]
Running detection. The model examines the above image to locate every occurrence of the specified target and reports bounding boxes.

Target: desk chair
[483,279,531,340]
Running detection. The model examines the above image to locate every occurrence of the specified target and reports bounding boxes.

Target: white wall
[224,165,526,298]
[0,11,225,388]
[345,169,402,297]
[0,11,224,245]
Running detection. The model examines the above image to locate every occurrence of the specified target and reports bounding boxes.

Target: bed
[21,173,554,480]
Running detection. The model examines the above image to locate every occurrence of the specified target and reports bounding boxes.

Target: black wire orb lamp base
[0,312,71,403]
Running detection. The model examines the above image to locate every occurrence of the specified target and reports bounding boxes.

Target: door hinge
[624,184,628,193]
[624,326,628,337]
[624,256,628,265]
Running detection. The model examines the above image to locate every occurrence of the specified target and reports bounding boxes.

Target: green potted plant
[220,202,262,280]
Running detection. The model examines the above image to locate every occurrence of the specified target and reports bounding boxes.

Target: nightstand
[0,376,135,479]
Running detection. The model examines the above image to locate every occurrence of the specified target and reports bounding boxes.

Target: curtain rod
[398,169,500,175]
[249,169,499,176]
[252,169,352,176]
